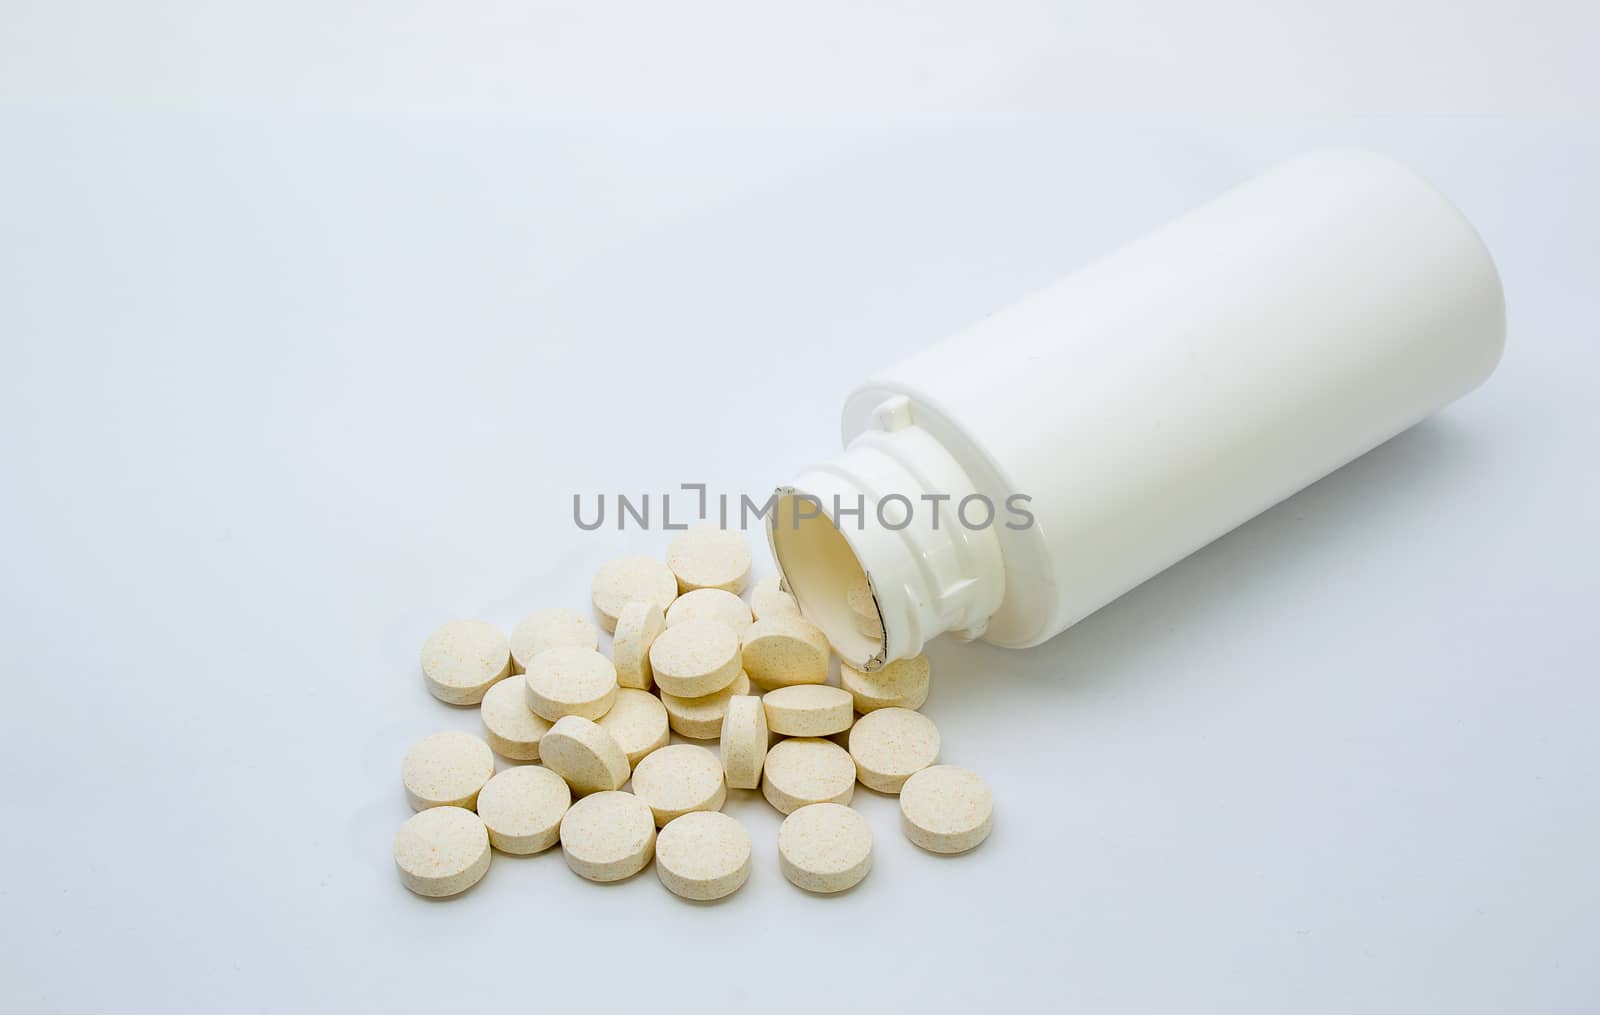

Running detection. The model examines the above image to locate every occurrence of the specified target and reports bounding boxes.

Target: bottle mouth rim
[766,487,888,671]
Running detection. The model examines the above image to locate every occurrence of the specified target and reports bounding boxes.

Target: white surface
[2,8,1599,1013]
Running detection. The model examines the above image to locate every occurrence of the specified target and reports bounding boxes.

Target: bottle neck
[768,399,1006,670]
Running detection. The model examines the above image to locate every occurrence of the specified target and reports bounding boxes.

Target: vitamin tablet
[474,765,571,855]
[839,654,930,713]
[719,695,768,790]
[479,675,553,761]
[761,737,855,815]
[591,556,679,633]
[660,671,751,740]
[524,647,618,722]
[420,619,513,705]
[762,684,854,737]
[597,688,670,766]
[629,744,727,827]
[750,573,801,621]
[741,616,830,690]
[393,806,492,898]
[610,601,664,691]
[401,731,496,811]
[559,790,656,883]
[846,577,883,639]
[899,765,993,854]
[777,803,872,894]
[665,588,753,638]
[848,707,940,793]
[665,526,752,595]
[539,716,630,795]
[508,607,598,674]
[648,619,742,698]
[656,811,751,901]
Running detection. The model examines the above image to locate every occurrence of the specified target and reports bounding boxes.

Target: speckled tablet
[559,791,656,883]
[591,556,679,633]
[666,527,752,595]
[394,806,492,898]
[839,654,930,713]
[656,812,751,901]
[741,616,830,690]
[401,731,495,811]
[474,765,570,855]
[480,675,552,761]
[665,588,753,638]
[659,670,751,740]
[509,608,598,675]
[524,647,618,722]
[719,695,768,790]
[596,688,670,766]
[421,619,513,705]
[777,803,871,894]
[847,707,940,793]
[762,684,854,737]
[899,765,993,854]
[749,573,800,622]
[630,743,727,827]
[648,619,742,698]
[610,600,664,691]
[539,716,630,795]
[760,737,855,815]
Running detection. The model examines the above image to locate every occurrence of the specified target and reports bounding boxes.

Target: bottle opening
[767,489,886,670]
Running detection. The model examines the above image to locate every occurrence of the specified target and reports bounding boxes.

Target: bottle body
[771,149,1506,670]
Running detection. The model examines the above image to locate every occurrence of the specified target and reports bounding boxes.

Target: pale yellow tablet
[394,806,492,898]
[401,731,495,811]
[559,791,656,883]
[421,619,512,705]
[899,765,993,854]
[666,527,752,595]
[761,737,855,815]
[778,803,871,894]
[474,765,570,855]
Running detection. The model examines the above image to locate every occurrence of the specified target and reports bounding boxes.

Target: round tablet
[840,654,930,713]
[899,765,993,854]
[610,601,664,691]
[750,573,800,621]
[630,744,727,827]
[777,803,872,894]
[559,790,656,882]
[763,684,854,737]
[656,812,751,901]
[648,619,742,698]
[741,615,831,690]
[591,556,679,633]
[665,588,753,638]
[848,708,940,793]
[394,806,492,898]
[524,647,618,722]
[660,670,751,740]
[474,765,571,854]
[420,619,512,705]
[666,527,752,595]
[597,688,670,766]
[539,716,630,795]
[719,695,768,790]
[761,737,855,815]
[509,608,598,674]
[847,577,883,639]
[401,731,495,811]
[480,675,552,761]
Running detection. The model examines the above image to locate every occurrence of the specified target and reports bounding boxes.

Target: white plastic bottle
[768,149,1506,670]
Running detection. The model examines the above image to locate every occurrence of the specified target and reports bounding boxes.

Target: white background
[2,4,1597,1013]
